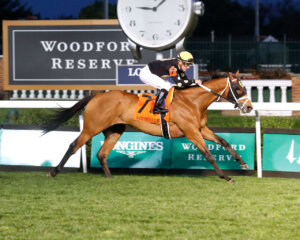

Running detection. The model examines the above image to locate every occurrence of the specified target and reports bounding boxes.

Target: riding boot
[153,89,169,114]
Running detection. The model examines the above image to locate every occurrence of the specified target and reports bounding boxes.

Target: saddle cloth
[133,88,174,125]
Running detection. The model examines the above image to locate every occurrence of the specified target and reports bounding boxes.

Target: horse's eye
[235,88,243,95]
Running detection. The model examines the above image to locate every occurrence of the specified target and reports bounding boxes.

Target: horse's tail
[42,95,95,135]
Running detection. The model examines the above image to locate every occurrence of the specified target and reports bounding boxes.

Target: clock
[117,0,204,52]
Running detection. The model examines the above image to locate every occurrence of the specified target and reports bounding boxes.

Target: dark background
[1,0,300,73]
[1,0,300,46]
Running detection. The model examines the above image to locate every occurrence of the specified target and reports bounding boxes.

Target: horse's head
[226,71,253,113]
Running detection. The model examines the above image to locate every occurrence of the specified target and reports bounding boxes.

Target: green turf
[0,172,299,240]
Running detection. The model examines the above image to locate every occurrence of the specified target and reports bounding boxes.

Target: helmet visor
[181,58,194,66]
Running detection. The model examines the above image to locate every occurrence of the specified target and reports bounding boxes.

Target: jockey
[139,51,202,114]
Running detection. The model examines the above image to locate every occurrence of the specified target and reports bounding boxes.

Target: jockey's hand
[195,79,202,85]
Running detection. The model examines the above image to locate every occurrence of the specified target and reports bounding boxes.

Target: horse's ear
[235,70,240,76]
[227,72,233,79]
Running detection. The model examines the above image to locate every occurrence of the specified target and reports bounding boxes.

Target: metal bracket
[194,1,205,16]
[127,38,142,61]
[175,38,186,52]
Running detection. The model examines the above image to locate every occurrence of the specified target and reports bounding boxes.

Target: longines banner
[91,132,171,169]
[90,130,255,170]
[2,20,174,90]
[263,130,300,172]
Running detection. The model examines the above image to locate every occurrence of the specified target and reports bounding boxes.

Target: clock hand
[136,1,166,12]
[136,6,155,10]
[154,0,166,10]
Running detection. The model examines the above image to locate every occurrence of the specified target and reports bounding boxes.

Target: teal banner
[91,132,255,170]
[171,133,255,170]
[263,134,300,172]
[91,132,171,169]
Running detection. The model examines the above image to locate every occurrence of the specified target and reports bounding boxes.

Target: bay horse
[43,71,253,182]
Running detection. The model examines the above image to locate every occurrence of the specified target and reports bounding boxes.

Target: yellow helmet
[177,51,194,65]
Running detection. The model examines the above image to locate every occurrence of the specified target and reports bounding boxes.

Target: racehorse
[43,71,253,182]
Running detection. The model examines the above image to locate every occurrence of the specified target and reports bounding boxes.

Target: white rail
[243,80,292,116]
[9,80,292,115]
[10,89,156,100]
[1,101,300,178]
[11,90,86,100]
[9,80,291,104]
[243,80,291,103]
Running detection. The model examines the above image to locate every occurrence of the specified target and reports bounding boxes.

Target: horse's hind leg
[97,124,126,178]
[48,130,91,177]
[201,126,249,169]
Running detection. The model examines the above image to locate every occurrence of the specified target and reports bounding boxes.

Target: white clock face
[117,0,193,50]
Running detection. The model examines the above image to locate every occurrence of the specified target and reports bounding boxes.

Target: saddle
[133,88,174,138]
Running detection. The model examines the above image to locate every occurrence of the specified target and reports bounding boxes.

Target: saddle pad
[133,88,174,125]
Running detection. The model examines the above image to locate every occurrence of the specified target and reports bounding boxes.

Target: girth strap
[160,112,171,139]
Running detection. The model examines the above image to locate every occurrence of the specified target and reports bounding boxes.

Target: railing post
[29,90,35,99]
[257,86,264,103]
[37,90,43,99]
[12,90,18,99]
[245,86,252,101]
[70,90,76,99]
[62,90,68,99]
[281,86,287,103]
[256,110,262,178]
[46,90,52,99]
[78,90,84,99]
[21,90,27,99]
[269,86,275,102]
[54,90,60,99]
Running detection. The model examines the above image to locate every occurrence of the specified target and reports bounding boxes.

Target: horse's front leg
[201,126,249,170]
[185,130,234,182]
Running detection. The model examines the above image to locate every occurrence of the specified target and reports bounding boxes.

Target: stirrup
[153,106,168,114]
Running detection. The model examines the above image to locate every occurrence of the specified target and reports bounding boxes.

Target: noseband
[225,77,250,110]
[200,77,250,110]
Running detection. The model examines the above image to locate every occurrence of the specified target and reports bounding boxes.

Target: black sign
[3,20,175,90]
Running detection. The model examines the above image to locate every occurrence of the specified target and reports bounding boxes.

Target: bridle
[224,77,250,110]
[199,77,250,111]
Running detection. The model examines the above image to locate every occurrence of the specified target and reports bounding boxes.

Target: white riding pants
[139,66,173,90]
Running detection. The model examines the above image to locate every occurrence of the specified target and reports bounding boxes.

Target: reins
[198,77,251,110]
[199,78,240,108]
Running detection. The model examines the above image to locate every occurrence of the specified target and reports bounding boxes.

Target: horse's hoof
[47,171,56,177]
[240,163,249,170]
[228,178,235,183]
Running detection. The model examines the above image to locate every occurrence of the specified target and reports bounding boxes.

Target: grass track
[0,172,299,240]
